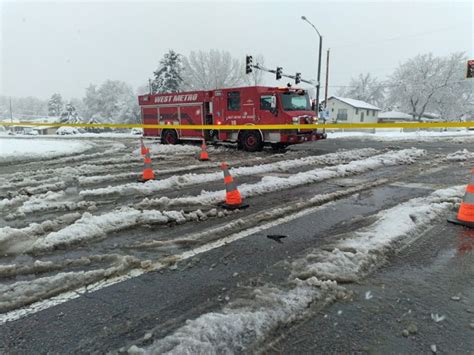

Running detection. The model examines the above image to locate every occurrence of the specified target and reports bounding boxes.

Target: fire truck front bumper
[281,131,327,144]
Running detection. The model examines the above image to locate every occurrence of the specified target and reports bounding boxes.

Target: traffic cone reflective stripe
[199,141,209,161]
[139,150,155,181]
[220,162,247,209]
[448,168,474,228]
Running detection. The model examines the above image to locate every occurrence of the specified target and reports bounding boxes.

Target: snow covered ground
[0,134,469,350]
[0,138,94,163]
[326,129,474,141]
[129,186,464,354]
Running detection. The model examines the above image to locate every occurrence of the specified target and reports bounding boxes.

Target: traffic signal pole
[246,57,314,86]
[324,48,330,107]
[316,35,322,117]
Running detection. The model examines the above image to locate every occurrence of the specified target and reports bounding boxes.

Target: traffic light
[295,73,301,84]
[276,67,283,80]
[246,55,253,74]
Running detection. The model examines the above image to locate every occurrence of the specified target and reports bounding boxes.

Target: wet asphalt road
[1,135,474,354]
[272,223,474,354]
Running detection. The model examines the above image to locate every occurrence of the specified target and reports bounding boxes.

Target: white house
[378,110,444,123]
[378,110,414,122]
[324,96,381,123]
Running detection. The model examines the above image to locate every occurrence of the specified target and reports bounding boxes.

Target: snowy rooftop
[378,111,413,120]
[329,96,381,110]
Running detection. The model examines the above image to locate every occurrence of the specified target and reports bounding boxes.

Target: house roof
[329,96,381,110]
[378,110,413,120]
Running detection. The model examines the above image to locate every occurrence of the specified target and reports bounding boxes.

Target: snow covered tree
[82,80,139,124]
[151,50,183,93]
[182,49,245,90]
[387,52,470,121]
[430,79,474,120]
[335,73,385,108]
[60,102,81,123]
[244,54,266,86]
[48,93,63,116]
[0,96,49,117]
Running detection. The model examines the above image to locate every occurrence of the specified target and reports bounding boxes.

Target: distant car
[56,126,80,135]
[24,129,39,135]
[131,128,143,135]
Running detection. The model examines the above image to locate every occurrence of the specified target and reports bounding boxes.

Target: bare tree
[182,49,245,90]
[387,52,469,121]
[244,54,266,86]
[335,73,385,108]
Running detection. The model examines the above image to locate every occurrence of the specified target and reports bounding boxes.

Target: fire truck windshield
[280,93,311,111]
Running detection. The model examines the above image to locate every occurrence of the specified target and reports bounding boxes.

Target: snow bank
[0,255,141,313]
[147,144,201,155]
[0,138,94,163]
[0,194,29,211]
[327,129,474,141]
[17,195,94,215]
[0,212,82,254]
[138,148,425,208]
[80,148,378,197]
[446,149,474,161]
[12,207,223,254]
[291,186,464,282]
[141,143,231,156]
[129,278,339,354]
[77,162,216,186]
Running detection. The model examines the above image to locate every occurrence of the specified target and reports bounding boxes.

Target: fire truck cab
[138,86,326,152]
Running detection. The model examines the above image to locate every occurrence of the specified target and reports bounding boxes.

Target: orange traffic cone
[199,141,209,161]
[448,168,474,228]
[138,148,155,182]
[140,137,147,156]
[220,162,248,210]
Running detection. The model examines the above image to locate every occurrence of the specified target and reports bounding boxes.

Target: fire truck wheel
[161,130,179,145]
[240,131,263,152]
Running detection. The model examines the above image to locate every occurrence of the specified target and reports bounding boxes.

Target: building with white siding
[324,96,381,123]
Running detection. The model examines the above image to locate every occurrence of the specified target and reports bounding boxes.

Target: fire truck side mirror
[270,95,278,116]
[270,95,276,109]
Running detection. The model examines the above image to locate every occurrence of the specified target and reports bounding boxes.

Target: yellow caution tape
[1,121,473,130]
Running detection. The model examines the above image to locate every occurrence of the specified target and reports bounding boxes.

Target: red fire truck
[138,86,326,152]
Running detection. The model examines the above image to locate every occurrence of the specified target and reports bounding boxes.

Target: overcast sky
[1,0,473,100]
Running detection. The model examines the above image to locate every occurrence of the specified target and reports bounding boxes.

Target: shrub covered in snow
[56,126,80,135]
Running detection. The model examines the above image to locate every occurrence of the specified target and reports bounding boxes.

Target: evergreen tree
[60,102,81,123]
[48,93,63,116]
[151,50,183,93]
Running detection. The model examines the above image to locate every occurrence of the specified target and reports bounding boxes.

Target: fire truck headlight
[312,116,318,123]
[292,117,299,124]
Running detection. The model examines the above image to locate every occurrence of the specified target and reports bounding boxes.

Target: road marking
[389,182,439,190]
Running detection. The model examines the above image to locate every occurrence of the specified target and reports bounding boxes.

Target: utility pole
[324,49,330,107]
[316,35,322,116]
[301,16,323,118]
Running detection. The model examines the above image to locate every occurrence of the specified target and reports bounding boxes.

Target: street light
[301,15,322,117]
